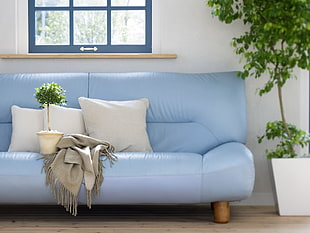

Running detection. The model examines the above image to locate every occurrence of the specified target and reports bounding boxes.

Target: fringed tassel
[86,157,104,209]
[87,190,92,209]
[62,185,78,216]
[86,151,116,209]
[94,160,104,197]
[41,154,79,216]
[55,181,79,216]
[101,150,118,168]
[40,144,117,216]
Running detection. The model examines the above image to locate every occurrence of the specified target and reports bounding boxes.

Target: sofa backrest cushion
[0,73,89,152]
[0,72,246,154]
[88,72,246,154]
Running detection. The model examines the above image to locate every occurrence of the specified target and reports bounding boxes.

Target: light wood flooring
[1,205,310,233]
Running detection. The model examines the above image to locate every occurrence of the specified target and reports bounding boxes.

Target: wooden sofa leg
[212,201,230,223]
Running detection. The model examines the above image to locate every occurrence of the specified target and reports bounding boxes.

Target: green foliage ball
[34,82,67,107]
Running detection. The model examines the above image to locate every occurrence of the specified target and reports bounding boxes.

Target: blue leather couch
[0,72,254,223]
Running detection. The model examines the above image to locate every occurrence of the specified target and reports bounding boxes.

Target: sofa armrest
[201,142,255,203]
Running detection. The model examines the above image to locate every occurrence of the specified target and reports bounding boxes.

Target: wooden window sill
[0,54,177,59]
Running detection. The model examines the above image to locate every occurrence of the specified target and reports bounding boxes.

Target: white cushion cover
[78,97,152,152]
[44,105,85,134]
[8,105,43,152]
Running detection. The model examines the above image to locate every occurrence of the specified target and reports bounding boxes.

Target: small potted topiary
[35,82,67,155]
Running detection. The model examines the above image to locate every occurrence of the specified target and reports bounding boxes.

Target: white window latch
[80,47,98,52]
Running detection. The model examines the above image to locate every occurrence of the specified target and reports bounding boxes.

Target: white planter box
[272,158,310,216]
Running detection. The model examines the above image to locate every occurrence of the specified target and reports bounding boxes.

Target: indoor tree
[206,0,310,158]
[35,82,67,131]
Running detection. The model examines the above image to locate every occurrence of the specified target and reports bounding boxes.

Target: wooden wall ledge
[0,54,177,59]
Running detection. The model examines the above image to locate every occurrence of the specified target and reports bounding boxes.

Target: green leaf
[258,121,310,158]
[206,0,310,159]
[34,82,67,108]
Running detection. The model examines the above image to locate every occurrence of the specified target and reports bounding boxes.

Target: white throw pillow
[78,97,153,152]
[44,105,86,134]
[8,105,44,152]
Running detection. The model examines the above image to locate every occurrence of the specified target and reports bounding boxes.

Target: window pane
[74,0,107,6]
[36,0,69,7]
[111,0,145,6]
[111,10,145,45]
[35,11,69,45]
[74,11,107,45]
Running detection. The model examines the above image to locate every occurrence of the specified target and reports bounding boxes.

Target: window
[28,0,152,53]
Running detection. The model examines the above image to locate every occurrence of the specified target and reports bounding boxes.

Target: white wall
[0,0,308,205]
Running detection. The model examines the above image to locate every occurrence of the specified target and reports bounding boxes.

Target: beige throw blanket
[41,134,116,216]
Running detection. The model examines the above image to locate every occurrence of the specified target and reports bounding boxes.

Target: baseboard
[232,192,275,206]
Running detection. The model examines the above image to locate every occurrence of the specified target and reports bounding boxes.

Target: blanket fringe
[43,160,79,216]
[40,147,117,216]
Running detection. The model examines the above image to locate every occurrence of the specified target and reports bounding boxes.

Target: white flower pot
[271,158,310,216]
[37,131,64,155]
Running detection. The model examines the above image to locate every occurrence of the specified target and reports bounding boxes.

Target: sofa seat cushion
[102,152,202,177]
[0,152,43,176]
[90,152,203,204]
[0,152,54,204]
[0,152,203,204]
[0,152,202,177]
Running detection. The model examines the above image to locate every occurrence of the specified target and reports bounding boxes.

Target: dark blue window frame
[28,0,152,53]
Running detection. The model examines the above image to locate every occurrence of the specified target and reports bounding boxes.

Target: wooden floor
[1,205,310,233]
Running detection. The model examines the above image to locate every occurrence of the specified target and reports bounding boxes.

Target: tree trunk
[47,104,51,131]
[277,83,294,155]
